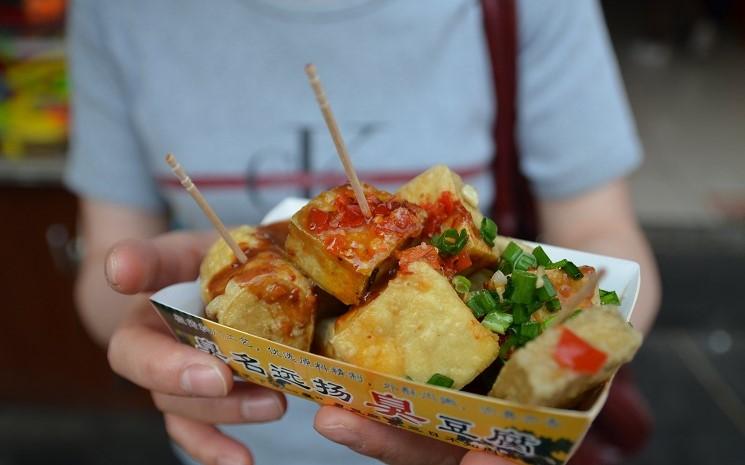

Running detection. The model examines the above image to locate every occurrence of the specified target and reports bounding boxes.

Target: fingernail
[180,364,227,396]
[241,396,284,422]
[105,250,120,289]
[317,423,363,451]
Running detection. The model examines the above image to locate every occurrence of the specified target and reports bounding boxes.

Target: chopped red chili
[553,328,607,375]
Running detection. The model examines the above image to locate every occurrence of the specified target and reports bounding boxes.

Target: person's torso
[103,0,495,228]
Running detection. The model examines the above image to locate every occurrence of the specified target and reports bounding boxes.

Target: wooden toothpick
[165,153,248,264]
[304,63,372,218]
[553,269,606,325]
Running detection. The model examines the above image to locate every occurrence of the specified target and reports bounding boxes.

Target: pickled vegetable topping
[553,328,607,374]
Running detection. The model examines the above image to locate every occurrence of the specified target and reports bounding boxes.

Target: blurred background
[1,0,743,464]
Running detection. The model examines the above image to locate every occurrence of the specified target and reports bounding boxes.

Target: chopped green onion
[467,290,499,319]
[545,259,567,270]
[452,275,471,294]
[546,298,562,312]
[511,304,531,324]
[541,315,558,330]
[482,311,513,334]
[431,228,469,256]
[510,271,537,304]
[516,322,542,344]
[501,241,523,264]
[513,252,537,271]
[480,217,498,247]
[600,289,621,305]
[536,276,557,302]
[499,335,517,360]
[498,259,513,275]
[561,261,584,280]
[568,309,583,320]
[427,373,454,388]
[532,246,552,267]
[502,276,514,299]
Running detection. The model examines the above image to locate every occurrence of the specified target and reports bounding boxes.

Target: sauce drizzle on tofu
[302,185,424,268]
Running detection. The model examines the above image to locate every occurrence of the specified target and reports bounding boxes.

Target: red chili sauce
[304,185,424,265]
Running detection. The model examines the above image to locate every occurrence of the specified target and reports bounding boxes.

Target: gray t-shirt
[66,0,641,464]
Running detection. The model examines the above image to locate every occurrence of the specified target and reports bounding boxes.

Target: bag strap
[481,0,538,240]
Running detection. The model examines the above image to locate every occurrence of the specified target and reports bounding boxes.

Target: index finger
[106,231,215,294]
[108,303,232,397]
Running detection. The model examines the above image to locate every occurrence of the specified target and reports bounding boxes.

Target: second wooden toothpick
[305,63,372,218]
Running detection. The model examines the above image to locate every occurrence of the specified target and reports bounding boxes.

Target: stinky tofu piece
[489,308,642,408]
[311,317,338,359]
[331,261,500,389]
[396,165,496,269]
[200,226,317,351]
[285,184,425,305]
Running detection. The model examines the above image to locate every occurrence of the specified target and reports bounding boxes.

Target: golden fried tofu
[311,317,338,359]
[489,308,642,408]
[200,226,317,351]
[285,184,425,305]
[330,261,500,389]
[397,165,497,270]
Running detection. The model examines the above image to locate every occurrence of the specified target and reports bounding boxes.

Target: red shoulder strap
[481,0,538,240]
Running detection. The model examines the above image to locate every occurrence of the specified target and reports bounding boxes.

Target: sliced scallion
[546,297,562,312]
[600,289,621,305]
[499,335,517,360]
[467,290,498,319]
[427,373,454,388]
[510,270,537,304]
[536,276,557,302]
[516,321,542,343]
[513,252,537,271]
[511,304,530,325]
[561,261,584,280]
[482,311,513,334]
[545,259,567,270]
[452,275,471,294]
[480,217,498,247]
[501,241,523,264]
[432,228,469,256]
[532,246,552,267]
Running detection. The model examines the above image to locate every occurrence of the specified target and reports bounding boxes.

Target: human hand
[314,407,517,465]
[105,232,287,465]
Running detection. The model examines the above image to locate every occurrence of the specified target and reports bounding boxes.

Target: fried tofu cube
[200,226,317,351]
[330,261,500,389]
[489,308,642,408]
[285,184,425,305]
[397,165,497,269]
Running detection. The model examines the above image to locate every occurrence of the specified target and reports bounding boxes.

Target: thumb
[314,406,466,465]
[105,231,215,294]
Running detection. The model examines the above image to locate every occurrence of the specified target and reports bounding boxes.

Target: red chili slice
[553,328,607,375]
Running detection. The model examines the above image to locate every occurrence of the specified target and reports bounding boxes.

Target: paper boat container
[150,198,640,465]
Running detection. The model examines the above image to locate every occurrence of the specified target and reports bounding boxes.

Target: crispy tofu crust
[200,226,317,351]
[285,184,424,305]
[489,308,642,407]
[396,165,497,269]
[330,261,500,389]
[311,317,338,359]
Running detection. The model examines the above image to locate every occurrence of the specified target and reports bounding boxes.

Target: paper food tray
[150,198,640,465]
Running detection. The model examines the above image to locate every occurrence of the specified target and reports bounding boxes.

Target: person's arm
[537,178,661,334]
[75,198,167,346]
